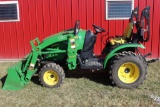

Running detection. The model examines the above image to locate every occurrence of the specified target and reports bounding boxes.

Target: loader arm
[2,35,71,90]
[24,36,70,81]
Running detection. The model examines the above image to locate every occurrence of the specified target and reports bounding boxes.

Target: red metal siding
[152,0,160,58]
[15,0,24,58]
[0,0,160,59]
[64,0,72,29]
[145,0,153,58]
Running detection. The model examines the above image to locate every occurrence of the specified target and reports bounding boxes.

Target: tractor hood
[39,29,86,49]
[43,30,74,43]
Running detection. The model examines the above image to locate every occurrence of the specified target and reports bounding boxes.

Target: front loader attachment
[2,61,25,90]
[2,38,40,90]
[2,54,33,90]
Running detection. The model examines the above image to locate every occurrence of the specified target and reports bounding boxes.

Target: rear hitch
[144,52,152,58]
[147,58,159,64]
[143,52,159,63]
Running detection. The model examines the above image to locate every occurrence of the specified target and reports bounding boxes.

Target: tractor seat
[110,23,133,45]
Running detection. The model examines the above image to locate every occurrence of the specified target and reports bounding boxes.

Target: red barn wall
[0,0,160,59]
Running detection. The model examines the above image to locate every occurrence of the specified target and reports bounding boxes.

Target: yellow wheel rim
[118,62,140,84]
[43,70,59,86]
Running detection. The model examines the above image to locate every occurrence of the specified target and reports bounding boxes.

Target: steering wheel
[74,20,80,35]
[92,24,106,34]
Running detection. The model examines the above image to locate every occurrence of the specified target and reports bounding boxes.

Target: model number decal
[58,36,65,40]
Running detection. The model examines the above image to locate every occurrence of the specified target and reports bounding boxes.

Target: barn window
[106,0,134,20]
[0,1,19,22]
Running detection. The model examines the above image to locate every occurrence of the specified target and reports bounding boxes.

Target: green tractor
[2,6,158,90]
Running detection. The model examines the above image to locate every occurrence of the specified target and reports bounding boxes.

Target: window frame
[0,1,20,22]
[106,0,134,20]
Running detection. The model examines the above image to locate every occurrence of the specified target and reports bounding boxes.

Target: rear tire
[39,63,65,88]
[109,51,147,89]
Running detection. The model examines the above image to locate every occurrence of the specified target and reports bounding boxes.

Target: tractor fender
[104,43,145,68]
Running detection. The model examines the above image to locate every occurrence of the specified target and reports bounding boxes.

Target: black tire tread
[38,63,65,88]
[109,51,148,89]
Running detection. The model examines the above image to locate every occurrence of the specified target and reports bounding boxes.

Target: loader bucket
[2,61,25,90]
[2,54,32,90]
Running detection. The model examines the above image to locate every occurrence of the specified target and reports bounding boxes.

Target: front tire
[109,51,147,89]
[39,63,65,88]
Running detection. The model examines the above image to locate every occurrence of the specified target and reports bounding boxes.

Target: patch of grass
[0,62,160,107]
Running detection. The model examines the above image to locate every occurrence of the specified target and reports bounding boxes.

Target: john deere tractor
[2,6,158,90]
